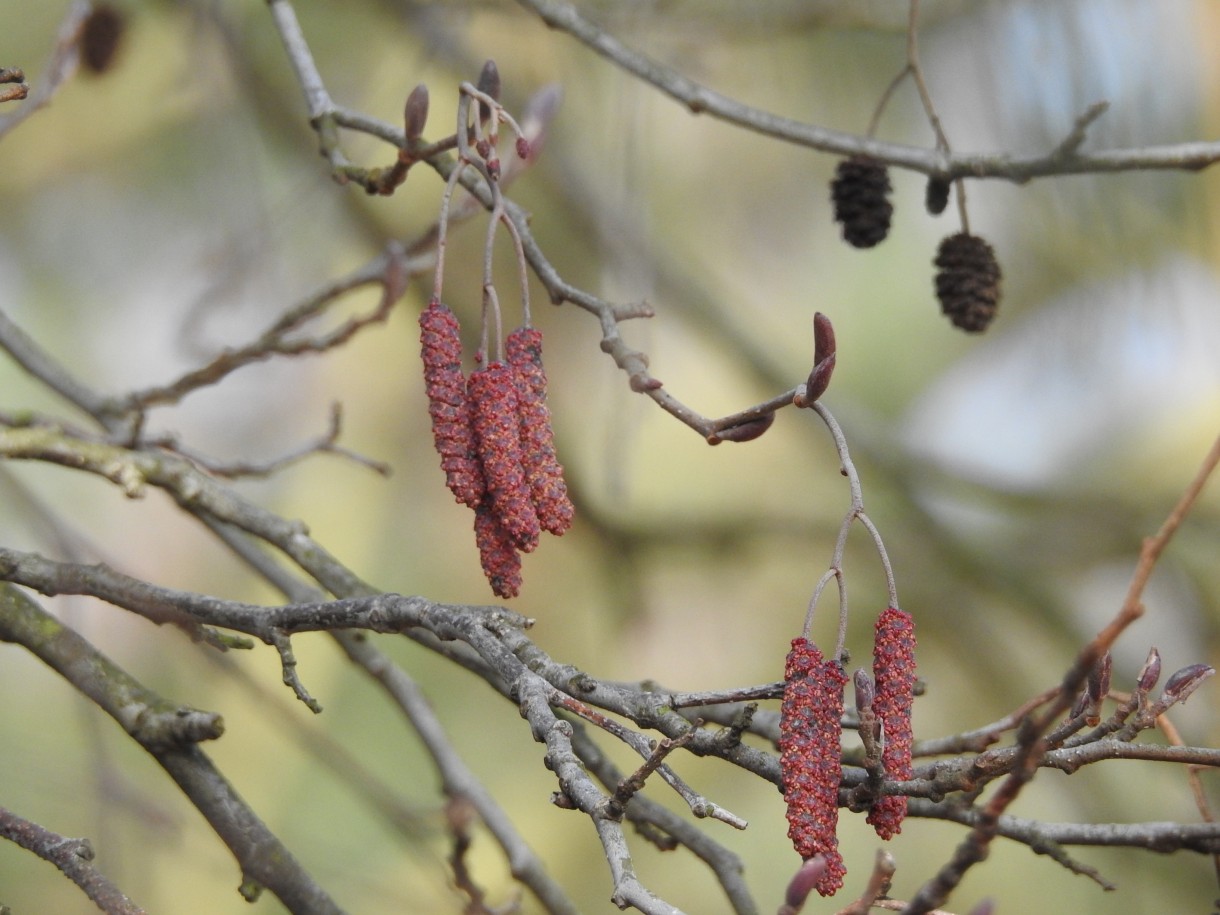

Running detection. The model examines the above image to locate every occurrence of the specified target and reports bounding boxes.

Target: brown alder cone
[867,606,917,840]
[473,499,522,599]
[933,232,1002,332]
[831,155,893,249]
[469,362,541,553]
[80,4,125,75]
[778,637,847,897]
[419,300,485,508]
[506,327,574,536]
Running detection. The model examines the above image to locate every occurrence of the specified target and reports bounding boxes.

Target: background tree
[1,1,1219,913]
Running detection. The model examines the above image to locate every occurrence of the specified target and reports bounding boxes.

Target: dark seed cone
[831,155,893,249]
[925,176,951,216]
[867,607,917,840]
[506,327,574,536]
[420,300,485,508]
[934,232,1002,333]
[469,363,541,553]
[80,4,125,75]
[474,499,522,599]
[778,638,847,896]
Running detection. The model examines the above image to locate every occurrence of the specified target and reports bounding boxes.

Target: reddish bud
[707,412,775,445]
[470,362,541,552]
[778,638,847,896]
[1136,647,1162,693]
[515,137,531,160]
[782,856,830,913]
[867,606,916,840]
[404,84,429,144]
[1161,664,1215,706]
[794,313,836,406]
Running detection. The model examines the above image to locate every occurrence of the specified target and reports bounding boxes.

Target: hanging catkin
[469,362,541,553]
[778,638,847,896]
[473,498,523,598]
[419,299,485,508]
[506,327,574,536]
[867,606,917,840]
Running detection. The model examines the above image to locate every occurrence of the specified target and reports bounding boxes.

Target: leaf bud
[404,84,429,144]
[1135,647,1162,694]
[1160,664,1215,706]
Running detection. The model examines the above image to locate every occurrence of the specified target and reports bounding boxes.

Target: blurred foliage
[1,0,1219,912]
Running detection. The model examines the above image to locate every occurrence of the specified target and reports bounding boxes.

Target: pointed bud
[853,669,875,712]
[706,412,774,445]
[794,313,837,407]
[1160,664,1215,706]
[782,856,830,913]
[1136,647,1162,693]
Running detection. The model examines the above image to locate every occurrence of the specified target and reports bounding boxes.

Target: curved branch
[513,0,1220,182]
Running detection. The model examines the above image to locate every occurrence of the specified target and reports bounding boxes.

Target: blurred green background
[1,1,1219,912]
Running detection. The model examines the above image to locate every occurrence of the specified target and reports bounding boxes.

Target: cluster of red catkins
[778,606,916,897]
[420,298,573,598]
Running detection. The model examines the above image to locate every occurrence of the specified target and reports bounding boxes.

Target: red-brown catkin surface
[867,606,917,840]
[469,362,541,553]
[473,499,522,598]
[506,327,574,536]
[778,638,847,896]
[419,300,484,508]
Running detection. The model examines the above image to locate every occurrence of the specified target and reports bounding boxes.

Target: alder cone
[933,233,1002,332]
[469,363,541,553]
[778,638,847,896]
[80,5,125,74]
[831,155,893,249]
[867,606,917,840]
[925,176,951,216]
[506,327,574,536]
[419,300,484,508]
[473,499,522,599]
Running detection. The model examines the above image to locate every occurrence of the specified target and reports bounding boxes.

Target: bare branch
[512,0,1220,181]
[0,805,146,915]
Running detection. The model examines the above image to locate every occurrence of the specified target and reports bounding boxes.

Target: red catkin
[473,499,522,598]
[867,606,917,840]
[506,327,574,536]
[778,638,847,897]
[469,362,541,552]
[419,300,484,508]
